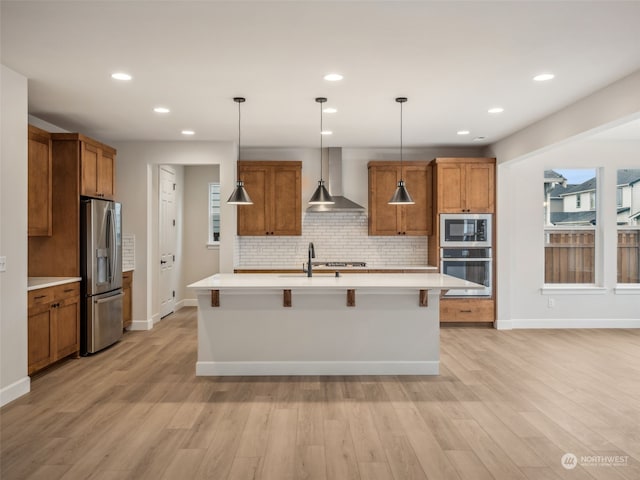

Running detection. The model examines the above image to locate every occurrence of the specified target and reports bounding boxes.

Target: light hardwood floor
[1,307,639,480]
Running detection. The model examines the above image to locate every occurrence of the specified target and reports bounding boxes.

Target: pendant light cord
[399,99,403,180]
[319,100,323,181]
[236,99,241,182]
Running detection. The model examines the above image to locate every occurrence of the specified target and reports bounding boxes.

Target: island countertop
[188,272,481,291]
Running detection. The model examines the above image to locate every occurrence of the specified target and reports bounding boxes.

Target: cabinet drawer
[440,298,494,322]
[28,287,54,309]
[52,282,80,300]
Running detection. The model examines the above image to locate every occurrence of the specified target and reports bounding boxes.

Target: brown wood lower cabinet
[28,282,80,375]
[440,297,494,323]
[122,271,133,329]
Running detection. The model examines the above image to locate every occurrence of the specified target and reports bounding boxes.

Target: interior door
[159,167,176,318]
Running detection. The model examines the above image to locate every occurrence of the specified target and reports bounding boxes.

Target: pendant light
[308,97,335,205]
[388,97,415,205]
[227,97,253,205]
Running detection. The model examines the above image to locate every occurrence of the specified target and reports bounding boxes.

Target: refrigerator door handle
[95,292,124,304]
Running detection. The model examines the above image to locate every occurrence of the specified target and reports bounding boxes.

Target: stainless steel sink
[277,273,337,278]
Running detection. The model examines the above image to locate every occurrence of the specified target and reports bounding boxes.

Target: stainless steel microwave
[440,214,492,247]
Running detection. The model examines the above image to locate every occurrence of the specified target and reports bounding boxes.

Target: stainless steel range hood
[307,147,365,212]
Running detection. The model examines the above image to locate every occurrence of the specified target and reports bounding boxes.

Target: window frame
[208,182,221,246]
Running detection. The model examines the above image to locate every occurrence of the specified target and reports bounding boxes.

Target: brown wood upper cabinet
[50,133,116,200]
[434,158,495,213]
[80,140,116,199]
[28,125,53,236]
[28,282,80,375]
[237,161,302,236]
[368,161,433,236]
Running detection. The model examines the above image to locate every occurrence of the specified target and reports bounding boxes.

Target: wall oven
[440,247,492,297]
[441,214,491,247]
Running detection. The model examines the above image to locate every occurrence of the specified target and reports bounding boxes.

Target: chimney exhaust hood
[306,147,365,212]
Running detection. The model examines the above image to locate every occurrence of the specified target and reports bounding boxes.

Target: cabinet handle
[460,309,472,313]
[34,295,47,299]
[64,288,74,293]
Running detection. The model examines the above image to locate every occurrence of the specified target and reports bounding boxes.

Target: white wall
[114,141,233,328]
[496,139,640,329]
[0,65,30,406]
[183,165,220,301]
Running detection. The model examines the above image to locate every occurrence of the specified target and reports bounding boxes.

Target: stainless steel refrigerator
[81,198,123,354]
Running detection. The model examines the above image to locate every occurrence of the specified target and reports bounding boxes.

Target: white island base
[190,273,481,376]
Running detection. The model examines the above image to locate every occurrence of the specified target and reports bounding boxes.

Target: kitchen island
[188,273,481,376]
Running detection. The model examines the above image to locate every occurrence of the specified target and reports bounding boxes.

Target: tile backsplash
[237,212,428,267]
[122,233,135,271]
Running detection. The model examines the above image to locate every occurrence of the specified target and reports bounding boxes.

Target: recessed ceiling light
[323,107,337,114]
[457,130,470,135]
[181,130,195,136]
[533,73,555,82]
[321,130,333,135]
[473,136,487,141]
[323,73,343,82]
[111,72,132,81]
[488,107,504,114]
[154,107,170,114]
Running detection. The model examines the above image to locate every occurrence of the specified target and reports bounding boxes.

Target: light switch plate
[0,256,6,272]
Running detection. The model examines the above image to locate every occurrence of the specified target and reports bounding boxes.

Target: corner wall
[114,142,233,328]
[0,65,29,406]
[496,140,640,329]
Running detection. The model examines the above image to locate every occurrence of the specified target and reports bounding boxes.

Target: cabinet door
[437,163,465,213]
[123,272,133,329]
[238,165,269,235]
[271,166,301,235]
[465,163,495,213]
[97,150,115,199]
[369,165,402,235]
[28,126,53,236]
[53,295,80,360]
[28,305,53,375]
[80,142,99,197]
[402,165,433,235]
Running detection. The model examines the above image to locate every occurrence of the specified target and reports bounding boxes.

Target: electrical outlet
[547,297,555,308]
[0,256,6,272]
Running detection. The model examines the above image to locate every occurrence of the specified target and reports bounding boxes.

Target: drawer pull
[34,295,47,300]
[64,288,75,293]
[460,309,472,313]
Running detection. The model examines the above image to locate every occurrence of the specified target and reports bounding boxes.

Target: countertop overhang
[188,272,481,293]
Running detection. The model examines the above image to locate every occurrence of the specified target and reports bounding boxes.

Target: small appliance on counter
[80,198,123,354]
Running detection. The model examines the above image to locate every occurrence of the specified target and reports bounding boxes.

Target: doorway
[159,166,176,318]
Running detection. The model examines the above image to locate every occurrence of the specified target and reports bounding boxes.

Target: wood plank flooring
[2,307,640,479]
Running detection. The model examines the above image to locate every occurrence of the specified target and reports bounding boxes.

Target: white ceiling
[2,1,640,148]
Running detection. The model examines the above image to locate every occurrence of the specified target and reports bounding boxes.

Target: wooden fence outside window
[544,228,640,284]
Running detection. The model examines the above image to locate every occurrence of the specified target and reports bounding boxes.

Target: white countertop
[28,277,82,291]
[122,267,134,273]
[189,273,480,291]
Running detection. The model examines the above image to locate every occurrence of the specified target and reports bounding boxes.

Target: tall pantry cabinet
[431,157,496,323]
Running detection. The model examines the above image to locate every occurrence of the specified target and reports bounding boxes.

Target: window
[616,169,640,284]
[208,182,221,244]
[617,187,623,207]
[544,169,597,284]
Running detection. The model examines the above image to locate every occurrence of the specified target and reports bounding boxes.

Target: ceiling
[2,1,640,148]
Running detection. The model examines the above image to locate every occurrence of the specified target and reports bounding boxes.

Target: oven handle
[441,258,491,262]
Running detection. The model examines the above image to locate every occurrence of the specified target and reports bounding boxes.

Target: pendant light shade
[227,97,253,205]
[388,97,414,205]
[309,97,335,205]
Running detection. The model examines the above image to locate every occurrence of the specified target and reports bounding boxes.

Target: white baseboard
[181,298,198,307]
[196,360,439,376]
[129,318,154,331]
[496,318,640,330]
[1,376,30,407]
[151,313,160,325]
